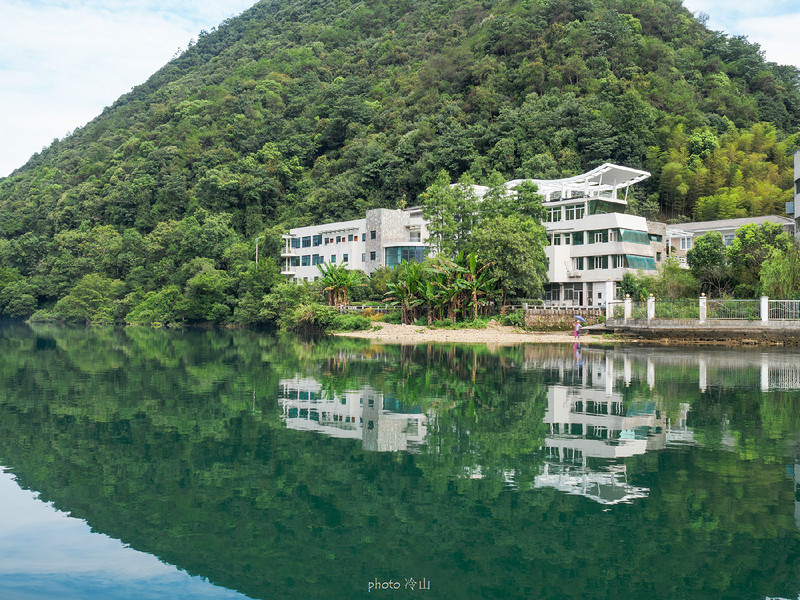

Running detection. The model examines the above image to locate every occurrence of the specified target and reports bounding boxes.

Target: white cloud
[683,0,800,68]
[0,0,254,177]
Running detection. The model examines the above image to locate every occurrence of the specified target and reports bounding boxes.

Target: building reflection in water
[278,377,427,452]
[278,347,800,507]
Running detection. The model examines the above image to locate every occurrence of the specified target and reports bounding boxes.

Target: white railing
[769,300,800,320]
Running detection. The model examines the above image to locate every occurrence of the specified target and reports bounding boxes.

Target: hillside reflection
[0,322,798,600]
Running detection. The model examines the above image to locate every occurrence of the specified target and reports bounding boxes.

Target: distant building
[281,208,429,282]
[666,215,797,264]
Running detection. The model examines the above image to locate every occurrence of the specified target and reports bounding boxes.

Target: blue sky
[0,0,799,178]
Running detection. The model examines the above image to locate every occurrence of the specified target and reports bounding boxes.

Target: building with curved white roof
[280,163,661,305]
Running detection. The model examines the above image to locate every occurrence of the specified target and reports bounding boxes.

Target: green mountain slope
[0,0,798,323]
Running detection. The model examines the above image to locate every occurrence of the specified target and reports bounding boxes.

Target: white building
[471,163,657,306]
[280,163,659,304]
[281,208,429,282]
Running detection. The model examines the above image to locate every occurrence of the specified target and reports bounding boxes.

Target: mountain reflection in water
[0,323,798,600]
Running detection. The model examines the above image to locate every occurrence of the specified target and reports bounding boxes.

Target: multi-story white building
[280,163,658,305]
[281,208,429,282]
[472,163,657,306]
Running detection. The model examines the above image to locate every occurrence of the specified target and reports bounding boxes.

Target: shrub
[330,313,371,331]
[283,302,337,333]
[499,310,525,327]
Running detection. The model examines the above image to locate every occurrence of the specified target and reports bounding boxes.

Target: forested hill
[0,0,798,324]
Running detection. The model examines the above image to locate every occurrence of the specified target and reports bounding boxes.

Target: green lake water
[0,321,799,600]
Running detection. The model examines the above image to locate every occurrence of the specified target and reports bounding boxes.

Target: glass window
[343,254,348,263]
[564,234,571,245]
[625,255,657,270]
[552,235,561,246]
[330,255,336,263]
[723,234,734,246]
[410,231,421,242]
[572,232,584,245]
[680,237,693,250]
[362,253,366,262]
[362,233,366,241]
[594,232,604,243]
[301,255,310,266]
[312,234,322,246]
[619,229,651,245]
[302,236,311,248]
[574,257,584,270]
[370,251,376,260]
[291,238,301,249]
[385,246,426,267]
[348,234,354,241]
[370,230,377,239]
[336,236,341,243]
[608,230,618,242]
[290,257,300,267]
[312,254,322,265]
[547,207,562,222]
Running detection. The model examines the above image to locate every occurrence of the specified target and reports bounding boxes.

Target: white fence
[608,296,799,323]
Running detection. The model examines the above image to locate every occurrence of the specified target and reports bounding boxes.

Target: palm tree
[317,262,364,307]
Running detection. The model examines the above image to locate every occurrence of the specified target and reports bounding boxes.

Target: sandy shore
[335,321,624,346]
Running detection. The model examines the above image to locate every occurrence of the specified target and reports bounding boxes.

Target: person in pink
[574,319,581,339]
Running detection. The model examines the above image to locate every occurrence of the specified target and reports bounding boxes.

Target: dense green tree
[686,231,732,297]
[466,215,548,303]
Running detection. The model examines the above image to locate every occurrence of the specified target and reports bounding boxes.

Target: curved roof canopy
[506,163,650,201]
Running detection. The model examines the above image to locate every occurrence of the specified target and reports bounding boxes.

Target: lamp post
[255,236,264,265]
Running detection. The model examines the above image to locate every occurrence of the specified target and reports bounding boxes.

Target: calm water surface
[0,321,799,600]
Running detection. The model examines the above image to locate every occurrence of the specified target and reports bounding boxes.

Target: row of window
[544,203,585,223]
[572,254,657,271]
[291,230,379,249]
[548,228,656,246]
[290,253,351,267]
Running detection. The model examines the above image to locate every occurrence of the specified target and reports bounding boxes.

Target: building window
[291,238,301,249]
[336,236,341,243]
[552,234,561,246]
[312,234,322,246]
[370,251,376,260]
[680,237,693,250]
[330,255,336,263]
[564,234,571,245]
[574,257,584,270]
[312,254,322,265]
[362,253,366,262]
[343,254,348,263]
[362,233,366,242]
[564,204,584,220]
[723,234,734,246]
[370,230,377,240]
[348,234,354,241]
[572,232,584,245]
[302,236,311,248]
[608,230,618,242]
[301,255,311,266]
[290,257,300,267]
[546,207,562,222]
[385,246,426,267]
[409,231,421,242]
[656,252,662,261]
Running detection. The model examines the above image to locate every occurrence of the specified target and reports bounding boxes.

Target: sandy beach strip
[334,321,624,346]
